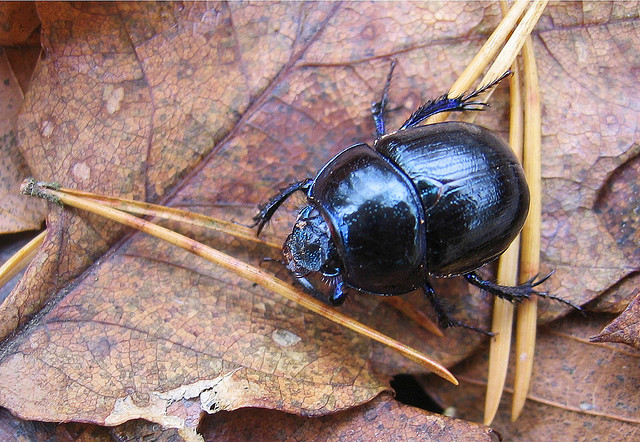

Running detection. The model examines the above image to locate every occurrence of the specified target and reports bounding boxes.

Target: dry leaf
[0,2,39,46]
[0,407,113,442]
[587,272,640,314]
[591,293,640,349]
[426,314,640,440]
[199,392,497,441]
[0,49,46,233]
[0,1,638,439]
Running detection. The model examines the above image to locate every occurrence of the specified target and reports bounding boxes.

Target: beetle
[254,62,579,331]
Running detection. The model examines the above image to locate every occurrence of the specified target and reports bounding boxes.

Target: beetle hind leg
[371,59,397,138]
[423,281,493,336]
[464,271,583,311]
[399,71,512,130]
[253,178,313,235]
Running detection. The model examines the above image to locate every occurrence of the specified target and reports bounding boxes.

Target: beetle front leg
[328,277,348,306]
[293,273,348,306]
[464,271,583,311]
[253,178,313,235]
[422,281,493,336]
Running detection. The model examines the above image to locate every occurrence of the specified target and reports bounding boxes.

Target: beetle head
[283,205,339,277]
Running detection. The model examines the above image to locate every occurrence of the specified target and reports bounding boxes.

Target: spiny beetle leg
[464,271,583,311]
[253,178,313,235]
[423,281,493,337]
[400,71,512,130]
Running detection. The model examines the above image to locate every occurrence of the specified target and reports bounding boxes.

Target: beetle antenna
[260,257,286,267]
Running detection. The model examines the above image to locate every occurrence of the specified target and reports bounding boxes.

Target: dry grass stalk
[483,42,524,425]
[59,187,280,249]
[432,0,548,125]
[428,0,530,124]
[21,180,458,385]
[512,35,542,420]
[444,0,547,422]
[0,230,46,290]
[383,297,444,337]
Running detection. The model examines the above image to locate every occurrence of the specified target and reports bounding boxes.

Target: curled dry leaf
[0,49,46,234]
[200,392,497,441]
[0,1,638,438]
[0,407,113,441]
[591,293,640,349]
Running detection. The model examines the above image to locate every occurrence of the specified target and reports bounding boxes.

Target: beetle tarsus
[460,71,512,102]
[447,319,494,337]
[422,282,493,336]
[253,178,313,235]
[464,271,583,311]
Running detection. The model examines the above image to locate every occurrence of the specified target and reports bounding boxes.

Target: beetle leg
[328,277,348,306]
[422,282,493,336]
[399,71,512,130]
[292,273,348,306]
[464,271,583,311]
[253,178,313,235]
[371,59,397,138]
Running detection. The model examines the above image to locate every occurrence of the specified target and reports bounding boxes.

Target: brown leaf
[0,49,46,233]
[591,293,640,349]
[533,4,640,320]
[0,407,113,442]
[199,392,497,441]
[586,272,640,314]
[0,235,389,424]
[0,1,638,438]
[427,314,640,440]
[0,2,40,46]
[2,3,392,430]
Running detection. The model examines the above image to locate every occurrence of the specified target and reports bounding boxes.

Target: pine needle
[21,180,458,385]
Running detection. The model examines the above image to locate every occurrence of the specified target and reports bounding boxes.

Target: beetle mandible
[254,62,578,331]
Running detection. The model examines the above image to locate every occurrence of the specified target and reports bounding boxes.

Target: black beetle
[255,62,578,331]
